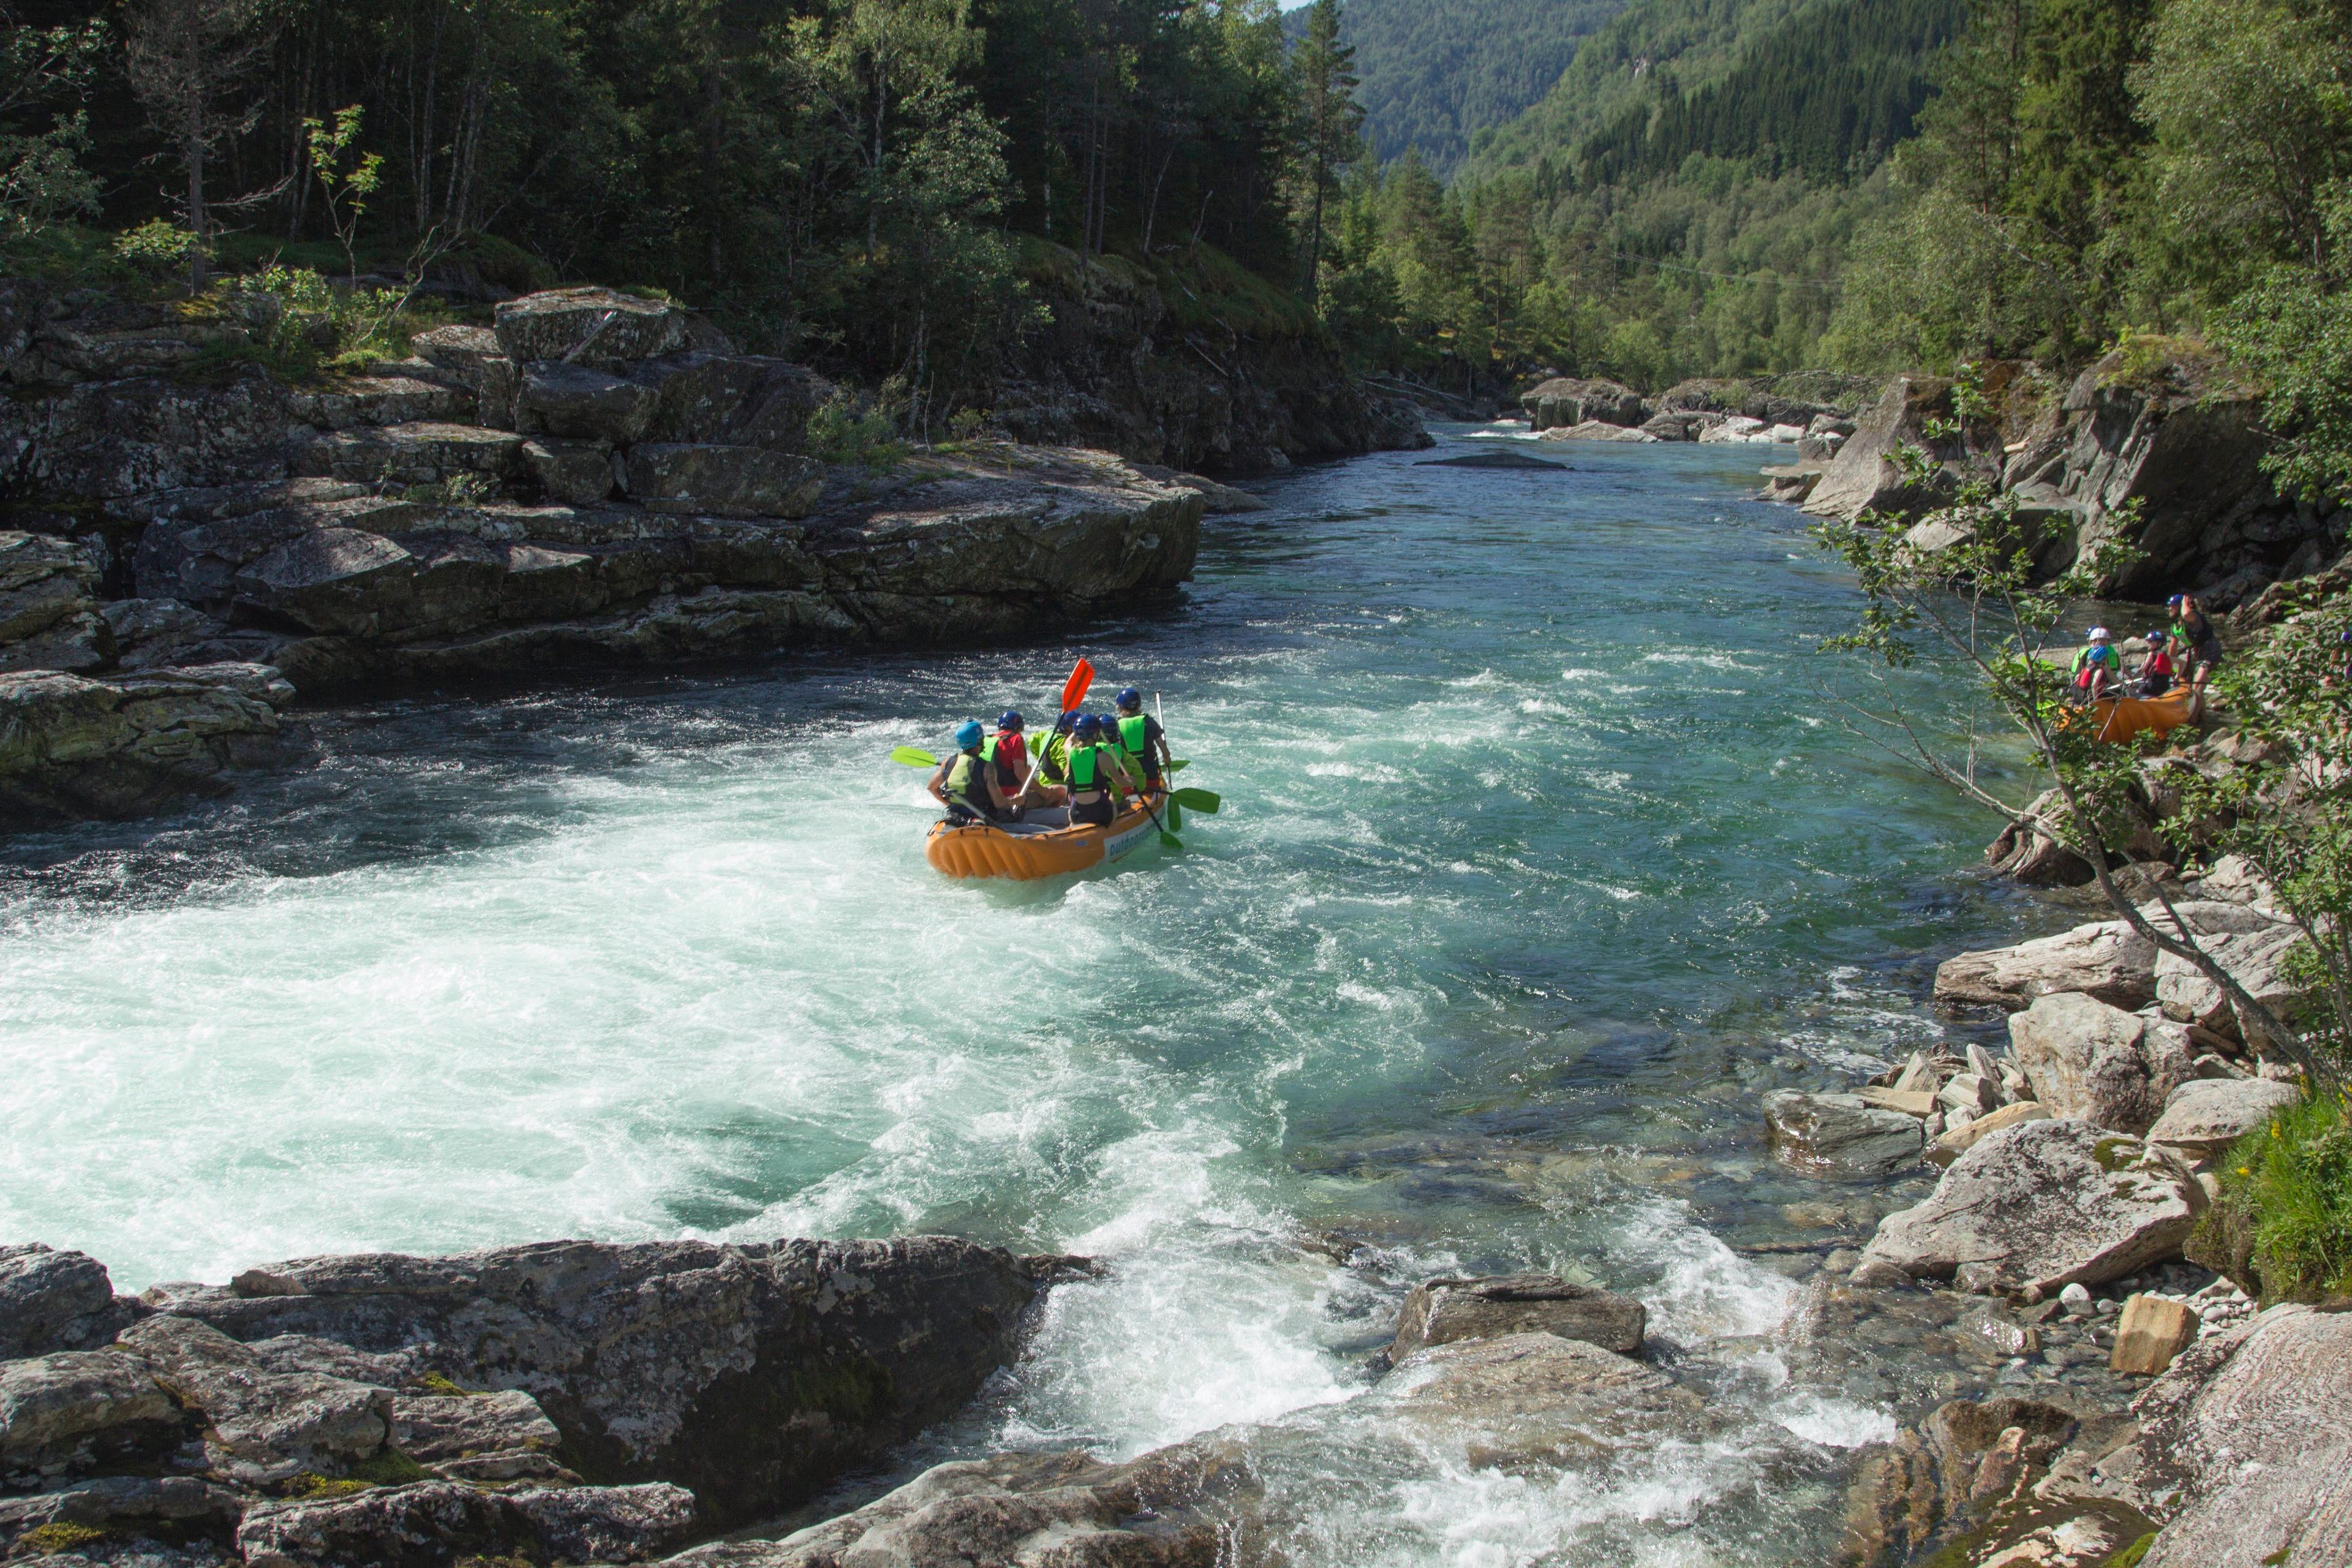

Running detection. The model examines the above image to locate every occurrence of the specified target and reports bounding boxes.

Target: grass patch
[349,1450,431,1485]
[282,1474,372,1500]
[17,1523,110,1556]
[2106,1533,2155,1568]
[2194,1091,2352,1302]
[415,1371,477,1397]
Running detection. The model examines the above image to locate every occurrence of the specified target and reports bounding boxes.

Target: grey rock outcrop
[1520,377,1645,431]
[392,1388,573,1483]
[1856,1118,2199,1292]
[1380,1330,1725,1455]
[2154,920,2306,1049]
[1388,1274,1646,1359]
[0,1476,246,1557]
[1762,1091,1924,1176]
[0,665,298,822]
[0,532,109,674]
[2008,991,2193,1134]
[1801,377,1967,521]
[141,1236,1053,1528]
[1934,921,2157,1012]
[493,287,693,368]
[116,1317,392,1485]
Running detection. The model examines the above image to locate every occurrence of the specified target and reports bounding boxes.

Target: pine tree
[1291,0,1363,310]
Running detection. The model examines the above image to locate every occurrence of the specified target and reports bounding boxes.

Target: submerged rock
[1763,1090,1925,1177]
[1856,1119,2199,1293]
[1388,1273,1646,1359]
[1414,450,1567,469]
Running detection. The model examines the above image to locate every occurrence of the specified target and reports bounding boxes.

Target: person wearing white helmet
[2070,626,2120,702]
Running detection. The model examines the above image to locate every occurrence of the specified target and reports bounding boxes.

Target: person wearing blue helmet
[928,719,1009,821]
[1063,714,1140,827]
[1109,687,1171,789]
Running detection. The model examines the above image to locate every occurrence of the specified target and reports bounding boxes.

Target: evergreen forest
[4,0,2351,475]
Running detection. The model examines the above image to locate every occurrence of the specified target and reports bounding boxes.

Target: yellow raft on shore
[925,791,1169,881]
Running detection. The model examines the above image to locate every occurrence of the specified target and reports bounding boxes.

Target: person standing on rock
[2169,595,2223,715]
[930,722,1010,822]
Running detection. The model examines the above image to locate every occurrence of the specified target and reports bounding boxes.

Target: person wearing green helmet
[929,720,1010,821]
[1109,687,1171,790]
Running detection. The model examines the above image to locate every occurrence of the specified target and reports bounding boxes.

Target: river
[1,428,2054,1564]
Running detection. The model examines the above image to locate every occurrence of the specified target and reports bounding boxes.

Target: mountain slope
[1461,0,1961,185]
[1290,0,1632,175]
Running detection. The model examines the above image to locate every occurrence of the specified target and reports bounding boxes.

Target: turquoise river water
[1,429,2059,1565]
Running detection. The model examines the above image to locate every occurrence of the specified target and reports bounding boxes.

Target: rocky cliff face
[1795,349,2347,608]
[985,247,1431,475]
[0,282,1210,820]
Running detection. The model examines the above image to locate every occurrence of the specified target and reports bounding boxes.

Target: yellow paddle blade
[891,746,939,767]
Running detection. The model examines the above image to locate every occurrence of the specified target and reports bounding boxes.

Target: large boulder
[393,1388,572,1483]
[1763,1091,1925,1176]
[143,1237,1054,1529]
[515,361,659,443]
[1983,789,2097,886]
[1839,1395,2087,1568]
[1802,377,1964,521]
[0,532,108,673]
[0,1476,245,1559]
[2008,991,2193,1134]
[494,287,691,368]
[1935,921,2158,1012]
[237,1480,696,1568]
[0,1244,123,1358]
[1379,1330,1727,1460]
[1388,1274,1646,1359]
[2144,1077,2302,1158]
[1856,1119,2200,1292]
[0,665,296,821]
[1519,377,1645,431]
[2075,1305,2352,1567]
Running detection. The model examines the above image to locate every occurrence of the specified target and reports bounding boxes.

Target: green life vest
[1117,714,1150,756]
[943,750,983,805]
[1068,743,1106,791]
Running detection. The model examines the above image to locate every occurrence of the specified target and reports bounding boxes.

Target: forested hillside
[1288,0,1627,174]
[1320,0,1961,388]
[0,0,1371,432]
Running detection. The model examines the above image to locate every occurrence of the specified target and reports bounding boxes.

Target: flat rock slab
[2099,1306,2352,1567]
[1927,1101,2051,1167]
[1935,921,2157,1012]
[1389,1274,1646,1359]
[1857,1118,2199,1293]
[1764,1090,1924,1177]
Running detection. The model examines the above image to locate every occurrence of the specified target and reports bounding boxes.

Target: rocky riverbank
[1,279,1392,823]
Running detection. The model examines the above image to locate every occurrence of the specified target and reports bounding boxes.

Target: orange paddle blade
[1060,658,1094,714]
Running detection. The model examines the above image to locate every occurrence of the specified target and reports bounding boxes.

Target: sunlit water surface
[2,430,2055,1564]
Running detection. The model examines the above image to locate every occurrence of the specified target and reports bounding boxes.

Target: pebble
[2060,1283,2094,1316]
[2095,1297,2120,1316]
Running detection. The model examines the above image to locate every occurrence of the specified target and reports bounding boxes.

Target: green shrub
[282,1473,372,1499]
[349,1449,431,1485]
[807,389,905,470]
[414,1371,476,1397]
[113,217,194,273]
[2199,1091,2352,1302]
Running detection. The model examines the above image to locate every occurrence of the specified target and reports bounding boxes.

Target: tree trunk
[187,107,208,295]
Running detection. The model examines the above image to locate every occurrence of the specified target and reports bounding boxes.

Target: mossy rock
[17,1522,111,1556]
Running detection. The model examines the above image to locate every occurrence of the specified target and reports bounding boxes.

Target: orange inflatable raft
[925,791,1169,881]
[2082,687,2196,744]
